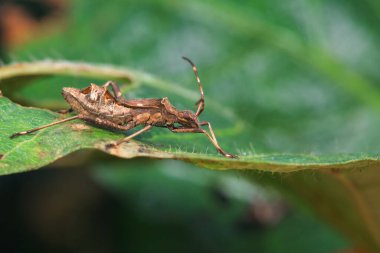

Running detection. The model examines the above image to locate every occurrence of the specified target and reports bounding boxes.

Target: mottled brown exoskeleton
[10,57,236,158]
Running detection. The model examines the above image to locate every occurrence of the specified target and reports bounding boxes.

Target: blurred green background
[2,0,380,252]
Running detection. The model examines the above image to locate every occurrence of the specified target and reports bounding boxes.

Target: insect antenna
[182,56,205,118]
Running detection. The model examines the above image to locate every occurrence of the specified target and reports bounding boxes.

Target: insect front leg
[168,125,237,158]
[202,129,236,158]
[198,121,237,158]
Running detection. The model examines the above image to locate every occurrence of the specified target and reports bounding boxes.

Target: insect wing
[120,98,162,109]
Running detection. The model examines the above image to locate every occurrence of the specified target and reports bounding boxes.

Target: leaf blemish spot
[0,154,3,160]
[70,123,91,131]
[105,142,116,150]
[138,146,149,153]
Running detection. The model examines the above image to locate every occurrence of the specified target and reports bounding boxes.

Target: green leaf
[0,86,373,171]
[1,82,380,250]
[1,60,380,174]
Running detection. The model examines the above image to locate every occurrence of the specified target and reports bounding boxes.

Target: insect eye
[180,112,196,123]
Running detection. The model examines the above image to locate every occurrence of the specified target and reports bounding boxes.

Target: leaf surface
[0,82,379,174]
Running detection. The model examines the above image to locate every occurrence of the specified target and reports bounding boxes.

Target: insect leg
[199,121,217,142]
[77,116,152,147]
[114,125,153,145]
[198,121,237,157]
[107,125,153,148]
[10,115,80,138]
[102,81,127,101]
[168,125,236,158]
[202,123,237,158]
[182,56,205,118]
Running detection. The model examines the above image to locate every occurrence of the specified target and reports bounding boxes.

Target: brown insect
[10,57,236,158]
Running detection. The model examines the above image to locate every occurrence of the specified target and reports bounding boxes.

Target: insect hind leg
[10,115,80,138]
